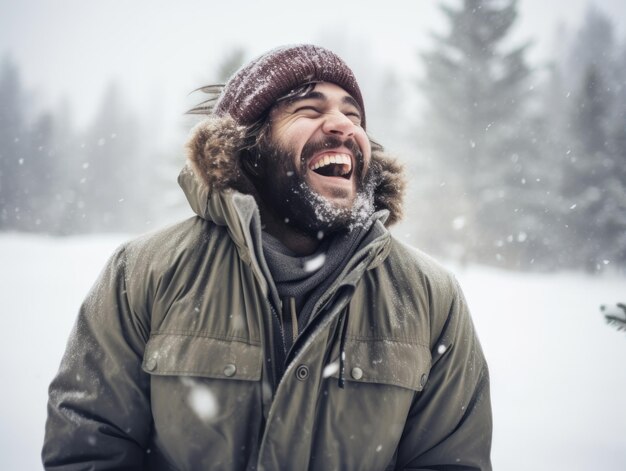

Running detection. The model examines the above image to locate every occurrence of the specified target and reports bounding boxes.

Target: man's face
[255,82,376,236]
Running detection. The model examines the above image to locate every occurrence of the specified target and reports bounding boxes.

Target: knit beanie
[213,44,366,129]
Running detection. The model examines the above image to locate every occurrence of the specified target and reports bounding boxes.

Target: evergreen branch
[601,303,626,332]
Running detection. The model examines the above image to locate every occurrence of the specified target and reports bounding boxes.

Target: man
[43,44,492,470]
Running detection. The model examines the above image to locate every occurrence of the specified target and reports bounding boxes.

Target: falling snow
[322,361,339,378]
[181,377,218,423]
[304,253,326,273]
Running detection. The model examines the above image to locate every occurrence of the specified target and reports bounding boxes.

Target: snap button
[223,363,237,377]
[145,358,157,371]
[420,373,428,388]
[351,367,363,380]
[295,364,309,381]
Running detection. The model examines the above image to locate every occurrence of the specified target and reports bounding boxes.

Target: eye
[345,111,362,124]
[294,106,321,115]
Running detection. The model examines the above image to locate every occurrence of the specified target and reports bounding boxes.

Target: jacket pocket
[141,332,264,470]
[141,332,263,381]
[333,338,432,391]
[310,339,432,471]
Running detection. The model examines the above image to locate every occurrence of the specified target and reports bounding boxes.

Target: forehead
[276,81,360,109]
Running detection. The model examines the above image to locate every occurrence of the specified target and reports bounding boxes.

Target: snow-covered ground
[0,233,624,470]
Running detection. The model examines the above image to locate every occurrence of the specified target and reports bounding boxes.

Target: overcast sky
[1,0,625,136]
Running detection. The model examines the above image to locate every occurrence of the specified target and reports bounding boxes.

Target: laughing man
[43,44,492,470]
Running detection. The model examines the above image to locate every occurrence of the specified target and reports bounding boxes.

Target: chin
[308,187,354,208]
[310,183,355,201]
[324,196,356,210]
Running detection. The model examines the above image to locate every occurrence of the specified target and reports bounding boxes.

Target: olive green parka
[43,116,492,470]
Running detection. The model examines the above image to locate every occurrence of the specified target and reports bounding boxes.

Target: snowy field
[0,233,624,470]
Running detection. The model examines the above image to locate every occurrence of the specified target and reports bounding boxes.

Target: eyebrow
[289,91,363,116]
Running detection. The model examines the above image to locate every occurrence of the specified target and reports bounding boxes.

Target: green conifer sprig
[601,303,626,332]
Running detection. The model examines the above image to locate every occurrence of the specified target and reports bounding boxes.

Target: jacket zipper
[285,252,373,366]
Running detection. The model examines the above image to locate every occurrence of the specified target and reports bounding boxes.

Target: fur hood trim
[185,115,406,226]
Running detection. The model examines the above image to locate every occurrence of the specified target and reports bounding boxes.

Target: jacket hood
[183,115,406,226]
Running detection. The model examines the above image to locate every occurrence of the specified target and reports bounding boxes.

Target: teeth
[310,153,352,172]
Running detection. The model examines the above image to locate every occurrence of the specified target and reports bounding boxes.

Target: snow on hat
[214,44,366,129]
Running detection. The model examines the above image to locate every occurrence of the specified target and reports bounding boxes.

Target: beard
[252,135,379,239]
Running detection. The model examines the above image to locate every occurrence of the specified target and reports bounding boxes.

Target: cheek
[355,131,372,167]
[276,118,316,144]
[295,124,319,147]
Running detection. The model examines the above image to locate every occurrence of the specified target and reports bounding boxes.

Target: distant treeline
[412,0,626,272]
[0,75,161,234]
[0,0,624,273]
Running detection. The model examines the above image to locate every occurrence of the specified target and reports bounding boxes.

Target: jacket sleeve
[42,245,152,470]
[395,276,492,471]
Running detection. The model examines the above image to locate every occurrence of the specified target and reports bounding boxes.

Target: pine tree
[558,7,626,272]
[605,45,626,269]
[563,66,613,269]
[78,82,140,232]
[17,111,57,231]
[45,98,83,235]
[0,56,29,230]
[418,0,537,267]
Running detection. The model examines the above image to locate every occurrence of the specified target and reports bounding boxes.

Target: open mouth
[308,153,353,180]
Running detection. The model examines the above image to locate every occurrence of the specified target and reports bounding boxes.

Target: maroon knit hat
[213,44,366,129]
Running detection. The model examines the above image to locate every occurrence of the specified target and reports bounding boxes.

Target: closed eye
[345,111,362,124]
[294,106,320,113]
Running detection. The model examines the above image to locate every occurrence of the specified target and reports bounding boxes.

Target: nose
[322,111,355,137]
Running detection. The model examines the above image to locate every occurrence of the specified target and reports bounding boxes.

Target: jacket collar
[178,163,391,293]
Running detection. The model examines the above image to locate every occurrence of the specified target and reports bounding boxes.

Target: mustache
[300,135,364,175]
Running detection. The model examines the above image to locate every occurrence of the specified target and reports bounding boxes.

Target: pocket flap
[142,333,263,381]
[334,339,432,391]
